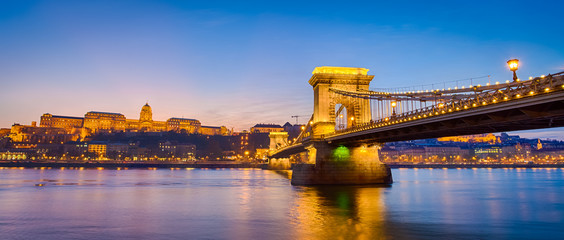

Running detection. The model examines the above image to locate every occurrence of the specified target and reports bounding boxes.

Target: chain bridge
[268,66,564,185]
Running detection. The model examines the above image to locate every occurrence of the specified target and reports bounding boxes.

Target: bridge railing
[330,72,564,137]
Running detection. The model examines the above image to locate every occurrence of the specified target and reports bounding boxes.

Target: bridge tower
[290,66,392,185]
[267,132,291,170]
[309,67,374,139]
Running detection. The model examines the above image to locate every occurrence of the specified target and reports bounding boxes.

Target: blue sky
[1,0,563,137]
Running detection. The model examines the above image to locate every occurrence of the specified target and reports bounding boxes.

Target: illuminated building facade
[438,133,500,144]
[200,126,228,135]
[250,124,284,133]
[88,143,107,157]
[0,151,27,160]
[36,103,225,137]
[9,123,78,144]
[40,114,84,133]
[83,112,126,133]
[166,118,201,133]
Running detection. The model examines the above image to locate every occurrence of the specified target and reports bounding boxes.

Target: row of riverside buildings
[0,107,305,161]
[4,103,228,144]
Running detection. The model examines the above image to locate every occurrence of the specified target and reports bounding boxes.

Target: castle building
[83,112,126,133]
[9,123,78,144]
[32,103,225,140]
[166,118,201,133]
[40,114,84,132]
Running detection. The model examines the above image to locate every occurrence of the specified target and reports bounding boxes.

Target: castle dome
[140,103,153,122]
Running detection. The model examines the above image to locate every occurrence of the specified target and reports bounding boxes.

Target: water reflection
[291,185,387,239]
[1,168,564,239]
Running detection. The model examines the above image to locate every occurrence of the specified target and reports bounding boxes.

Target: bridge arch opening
[334,103,355,130]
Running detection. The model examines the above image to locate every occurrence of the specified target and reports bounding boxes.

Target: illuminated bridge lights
[323,72,564,138]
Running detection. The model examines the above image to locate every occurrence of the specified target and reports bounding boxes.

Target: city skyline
[1,1,564,138]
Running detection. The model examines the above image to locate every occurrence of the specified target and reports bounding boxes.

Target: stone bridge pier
[291,142,392,185]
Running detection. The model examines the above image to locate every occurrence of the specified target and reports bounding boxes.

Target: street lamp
[507,59,519,82]
[391,101,397,115]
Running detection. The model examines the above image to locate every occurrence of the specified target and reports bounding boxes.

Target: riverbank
[1,161,564,169]
[387,163,564,168]
[0,161,266,169]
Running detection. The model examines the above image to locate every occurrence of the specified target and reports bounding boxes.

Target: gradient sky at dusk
[1,0,564,137]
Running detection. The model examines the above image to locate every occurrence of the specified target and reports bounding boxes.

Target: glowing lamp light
[507,59,519,71]
[391,101,397,107]
[507,59,519,81]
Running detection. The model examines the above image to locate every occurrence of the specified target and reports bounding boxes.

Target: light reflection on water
[0,168,563,239]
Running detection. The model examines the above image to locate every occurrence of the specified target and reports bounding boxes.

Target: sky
[1,0,564,138]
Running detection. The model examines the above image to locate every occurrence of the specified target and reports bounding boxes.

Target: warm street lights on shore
[507,59,519,82]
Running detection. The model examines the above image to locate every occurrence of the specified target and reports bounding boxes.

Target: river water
[0,167,563,239]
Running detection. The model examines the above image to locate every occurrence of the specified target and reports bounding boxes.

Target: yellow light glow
[312,66,369,75]
[529,91,534,95]
[351,116,354,120]
[391,101,397,107]
[507,59,519,71]
[545,88,550,92]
